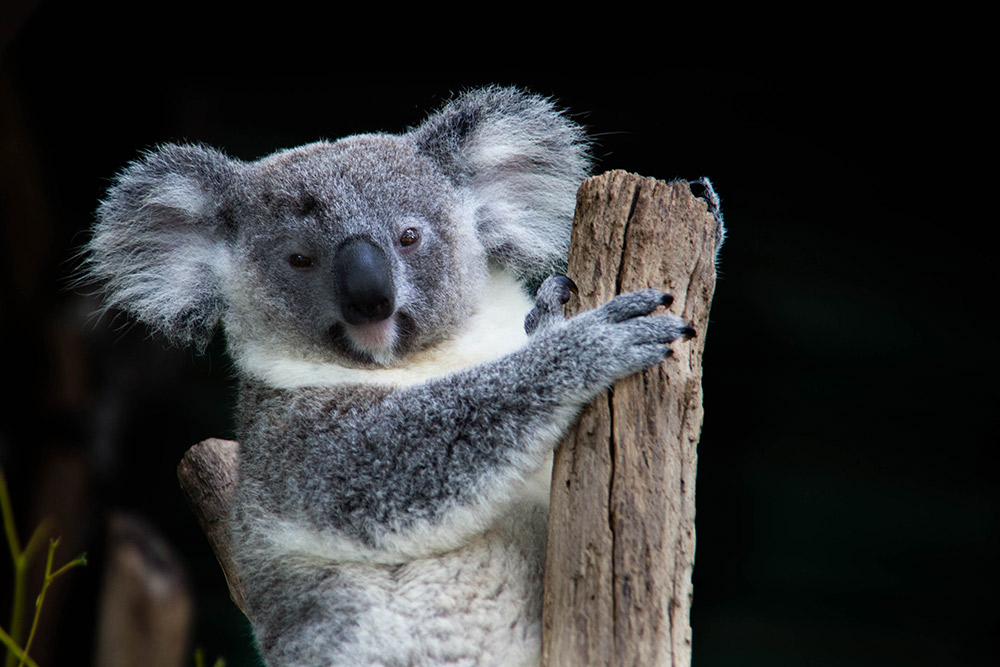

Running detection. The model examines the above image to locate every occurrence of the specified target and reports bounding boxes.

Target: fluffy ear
[411,87,590,281]
[84,143,238,350]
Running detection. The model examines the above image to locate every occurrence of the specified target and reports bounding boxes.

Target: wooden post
[541,171,719,667]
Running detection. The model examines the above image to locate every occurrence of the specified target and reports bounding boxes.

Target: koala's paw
[525,275,577,335]
[571,289,695,386]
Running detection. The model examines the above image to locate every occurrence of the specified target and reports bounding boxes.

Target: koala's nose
[334,238,395,325]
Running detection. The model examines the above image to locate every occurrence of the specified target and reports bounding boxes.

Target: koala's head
[83,87,589,368]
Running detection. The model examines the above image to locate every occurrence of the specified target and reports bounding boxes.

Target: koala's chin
[329,311,418,368]
[343,316,399,366]
[346,317,397,352]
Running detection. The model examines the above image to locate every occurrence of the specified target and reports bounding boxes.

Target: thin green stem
[5,564,24,667]
[18,539,86,667]
[194,647,226,667]
[21,522,50,568]
[1,467,83,667]
[3,520,48,667]
[0,627,36,667]
[0,470,22,562]
[49,554,87,581]
[1,468,24,667]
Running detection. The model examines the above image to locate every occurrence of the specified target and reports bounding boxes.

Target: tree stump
[541,171,720,667]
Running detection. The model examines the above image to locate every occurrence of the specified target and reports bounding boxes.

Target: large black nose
[334,238,395,325]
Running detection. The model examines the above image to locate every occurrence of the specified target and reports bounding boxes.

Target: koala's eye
[399,227,420,247]
[288,253,314,268]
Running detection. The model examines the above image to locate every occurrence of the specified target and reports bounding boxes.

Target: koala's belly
[338,498,548,667]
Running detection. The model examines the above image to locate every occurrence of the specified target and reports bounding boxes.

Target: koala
[83,87,697,666]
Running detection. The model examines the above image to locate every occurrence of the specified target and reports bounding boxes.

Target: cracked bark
[541,171,719,667]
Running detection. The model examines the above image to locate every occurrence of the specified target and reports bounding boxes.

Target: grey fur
[82,87,708,666]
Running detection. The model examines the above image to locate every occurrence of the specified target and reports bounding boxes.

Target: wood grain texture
[176,437,247,616]
[542,171,719,667]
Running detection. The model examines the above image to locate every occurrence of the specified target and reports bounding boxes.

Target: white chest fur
[336,497,549,666]
[235,269,533,390]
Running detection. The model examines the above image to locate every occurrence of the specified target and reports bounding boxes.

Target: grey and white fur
[83,87,701,666]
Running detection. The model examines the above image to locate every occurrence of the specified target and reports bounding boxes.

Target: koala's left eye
[288,253,314,268]
[399,228,420,247]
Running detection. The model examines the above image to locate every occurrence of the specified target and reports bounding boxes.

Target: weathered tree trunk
[541,171,719,667]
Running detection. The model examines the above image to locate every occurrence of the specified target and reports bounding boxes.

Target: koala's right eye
[288,254,314,269]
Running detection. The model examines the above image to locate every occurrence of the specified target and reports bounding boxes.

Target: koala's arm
[240,283,693,561]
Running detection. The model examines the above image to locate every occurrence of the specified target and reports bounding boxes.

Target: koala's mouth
[345,318,397,353]
[329,312,415,366]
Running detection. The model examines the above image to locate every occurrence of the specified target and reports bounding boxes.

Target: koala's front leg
[343,278,693,554]
[519,277,692,405]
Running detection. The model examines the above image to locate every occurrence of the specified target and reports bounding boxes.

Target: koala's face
[87,87,588,367]
[224,136,486,367]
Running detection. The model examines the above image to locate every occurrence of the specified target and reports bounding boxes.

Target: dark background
[0,7,993,667]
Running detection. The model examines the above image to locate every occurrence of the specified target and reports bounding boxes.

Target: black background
[0,7,993,667]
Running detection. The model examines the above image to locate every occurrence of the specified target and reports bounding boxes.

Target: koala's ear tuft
[412,87,590,282]
[83,143,239,351]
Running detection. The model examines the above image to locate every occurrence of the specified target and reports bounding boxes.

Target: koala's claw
[552,275,578,304]
[525,275,577,335]
[584,311,694,382]
[599,289,674,323]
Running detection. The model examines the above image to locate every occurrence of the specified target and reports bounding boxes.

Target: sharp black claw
[681,325,696,339]
[660,293,674,307]
[552,275,577,304]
